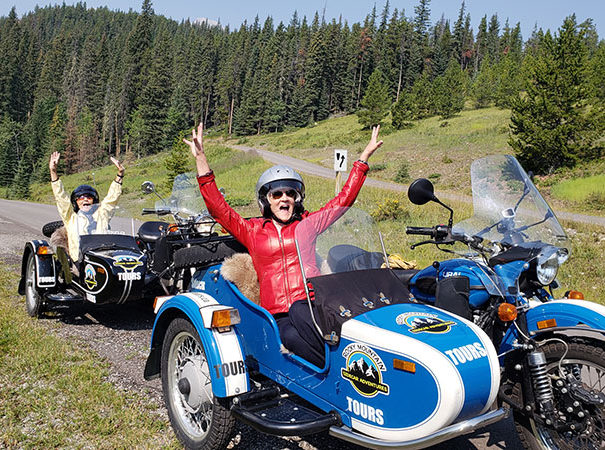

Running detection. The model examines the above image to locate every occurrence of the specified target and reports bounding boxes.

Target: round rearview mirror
[407,178,436,205]
[141,181,155,194]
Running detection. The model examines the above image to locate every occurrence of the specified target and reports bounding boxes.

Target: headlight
[535,247,568,285]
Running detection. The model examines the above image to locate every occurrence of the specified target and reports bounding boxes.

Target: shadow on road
[38,298,156,331]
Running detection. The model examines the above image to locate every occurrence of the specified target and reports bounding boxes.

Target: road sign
[334,149,348,172]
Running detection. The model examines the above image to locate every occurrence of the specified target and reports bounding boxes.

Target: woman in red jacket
[185,123,382,367]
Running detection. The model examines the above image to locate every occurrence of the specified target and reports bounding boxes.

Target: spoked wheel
[513,341,605,450]
[25,254,44,317]
[161,318,235,449]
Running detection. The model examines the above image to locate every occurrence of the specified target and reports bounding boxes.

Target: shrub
[584,192,605,210]
[371,162,387,171]
[226,196,252,207]
[371,198,409,222]
[394,161,411,183]
[428,173,441,181]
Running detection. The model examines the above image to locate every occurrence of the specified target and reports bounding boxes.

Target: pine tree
[510,15,599,174]
[433,58,467,118]
[357,69,390,128]
[0,115,21,187]
[471,57,495,108]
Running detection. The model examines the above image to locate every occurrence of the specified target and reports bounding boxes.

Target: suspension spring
[527,350,555,411]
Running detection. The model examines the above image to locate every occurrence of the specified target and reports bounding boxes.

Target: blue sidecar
[144,207,508,449]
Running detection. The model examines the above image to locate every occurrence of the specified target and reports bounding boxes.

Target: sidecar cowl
[334,303,500,442]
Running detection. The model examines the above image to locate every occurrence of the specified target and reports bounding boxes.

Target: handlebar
[142,207,171,216]
[406,226,436,236]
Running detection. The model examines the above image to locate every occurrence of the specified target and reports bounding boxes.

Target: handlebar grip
[142,208,155,215]
[406,226,435,236]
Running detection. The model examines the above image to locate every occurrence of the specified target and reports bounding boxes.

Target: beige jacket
[51,179,122,260]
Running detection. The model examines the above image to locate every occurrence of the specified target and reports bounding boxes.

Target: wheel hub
[177,358,211,413]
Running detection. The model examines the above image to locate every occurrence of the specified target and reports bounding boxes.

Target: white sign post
[334,149,348,194]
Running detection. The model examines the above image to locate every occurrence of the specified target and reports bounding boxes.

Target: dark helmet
[70,184,99,212]
[255,165,305,219]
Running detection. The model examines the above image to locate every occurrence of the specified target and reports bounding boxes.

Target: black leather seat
[137,221,169,243]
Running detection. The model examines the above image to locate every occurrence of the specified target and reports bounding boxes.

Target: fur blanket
[220,253,260,305]
[50,226,69,251]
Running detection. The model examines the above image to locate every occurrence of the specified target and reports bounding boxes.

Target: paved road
[231,144,605,229]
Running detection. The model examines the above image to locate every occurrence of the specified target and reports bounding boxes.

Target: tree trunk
[228,97,234,136]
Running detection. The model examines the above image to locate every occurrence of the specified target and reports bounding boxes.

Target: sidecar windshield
[453,155,569,251]
[156,172,205,217]
[295,207,385,279]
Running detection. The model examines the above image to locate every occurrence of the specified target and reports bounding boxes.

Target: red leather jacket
[197,161,369,315]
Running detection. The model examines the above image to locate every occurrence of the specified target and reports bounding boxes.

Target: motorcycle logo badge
[84,264,97,289]
[112,255,143,270]
[396,312,456,334]
[341,343,390,398]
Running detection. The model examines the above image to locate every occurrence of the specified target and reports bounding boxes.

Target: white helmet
[255,165,305,218]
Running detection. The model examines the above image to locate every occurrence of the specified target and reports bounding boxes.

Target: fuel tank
[329,302,499,441]
[410,259,492,308]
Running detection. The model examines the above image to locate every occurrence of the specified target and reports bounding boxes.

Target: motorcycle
[144,204,513,449]
[18,173,228,317]
[402,154,605,449]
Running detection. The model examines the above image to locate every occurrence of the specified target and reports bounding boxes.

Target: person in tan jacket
[49,151,125,262]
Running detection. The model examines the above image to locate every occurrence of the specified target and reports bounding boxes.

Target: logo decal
[341,343,389,398]
[113,255,143,270]
[84,264,97,289]
[396,312,456,334]
[445,342,487,365]
[214,361,246,379]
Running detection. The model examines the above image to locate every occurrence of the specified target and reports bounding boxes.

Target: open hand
[49,151,61,171]
[110,156,124,176]
[183,122,205,158]
[359,125,383,162]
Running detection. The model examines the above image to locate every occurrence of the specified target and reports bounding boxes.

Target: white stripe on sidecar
[341,319,464,442]
[437,306,500,415]
[179,292,249,397]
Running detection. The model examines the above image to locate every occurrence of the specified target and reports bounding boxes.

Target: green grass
[238,108,513,193]
[0,265,180,448]
[551,175,605,206]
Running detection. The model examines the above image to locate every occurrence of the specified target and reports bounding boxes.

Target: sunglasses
[268,189,299,200]
[77,194,93,200]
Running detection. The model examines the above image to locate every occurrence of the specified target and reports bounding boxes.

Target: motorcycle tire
[161,317,235,450]
[42,220,64,238]
[24,253,44,317]
[512,340,605,450]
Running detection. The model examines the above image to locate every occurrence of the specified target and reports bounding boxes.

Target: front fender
[500,299,605,353]
[18,240,56,294]
[145,292,250,398]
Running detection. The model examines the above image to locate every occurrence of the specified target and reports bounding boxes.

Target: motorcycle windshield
[453,155,569,251]
[155,172,204,217]
[295,207,385,280]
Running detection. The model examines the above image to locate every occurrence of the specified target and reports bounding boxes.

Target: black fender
[18,240,56,294]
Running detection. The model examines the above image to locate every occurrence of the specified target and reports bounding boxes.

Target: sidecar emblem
[84,264,97,289]
[341,343,390,398]
[396,312,456,334]
[113,255,143,270]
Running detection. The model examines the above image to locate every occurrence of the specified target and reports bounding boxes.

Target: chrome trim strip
[328,407,508,450]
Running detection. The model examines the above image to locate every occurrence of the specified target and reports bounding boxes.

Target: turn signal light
[498,303,518,322]
[537,318,557,330]
[566,290,584,300]
[36,246,52,255]
[393,359,416,373]
[211,309,241,329]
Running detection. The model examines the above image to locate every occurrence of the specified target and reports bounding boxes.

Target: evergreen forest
[0,0,603,197]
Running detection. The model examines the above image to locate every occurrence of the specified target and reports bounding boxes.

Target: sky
[2,0,603,40]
